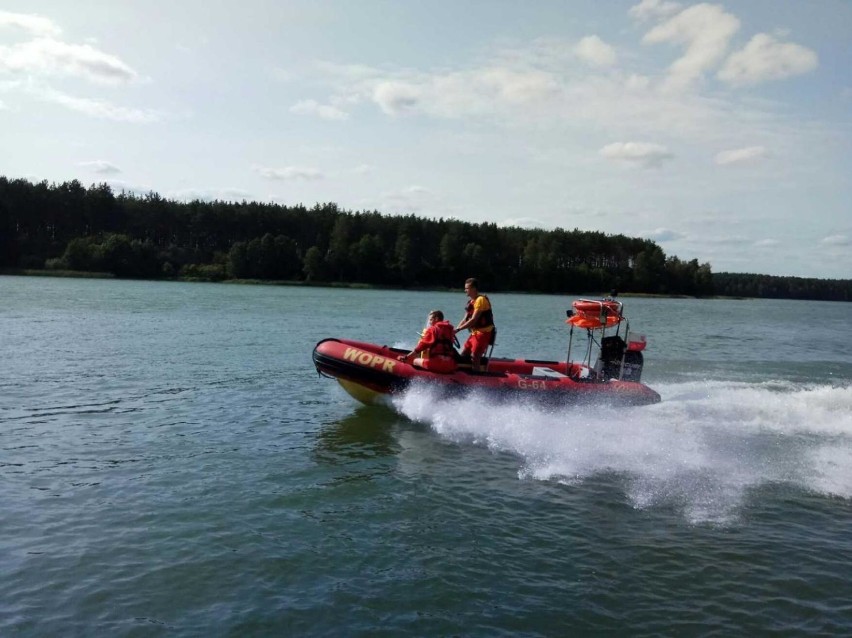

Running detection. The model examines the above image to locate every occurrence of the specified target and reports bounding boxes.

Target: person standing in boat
[398,310,457,373]
[455,277,495,373]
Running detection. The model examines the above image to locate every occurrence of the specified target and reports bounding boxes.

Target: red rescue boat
[312,298,661,407]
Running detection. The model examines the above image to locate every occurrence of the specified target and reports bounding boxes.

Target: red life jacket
[429,320,456,357]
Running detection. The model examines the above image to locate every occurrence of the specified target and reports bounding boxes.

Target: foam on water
[393,381,852,524]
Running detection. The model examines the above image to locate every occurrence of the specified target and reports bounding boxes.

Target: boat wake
[392,380,852,524]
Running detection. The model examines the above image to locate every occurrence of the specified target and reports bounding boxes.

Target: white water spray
[393,381,852,523]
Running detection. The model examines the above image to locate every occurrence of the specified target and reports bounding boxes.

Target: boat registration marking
[517,378,547,390]
[343,347,396,372]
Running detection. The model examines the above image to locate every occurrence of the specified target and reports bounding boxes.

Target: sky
[1,0,850,279]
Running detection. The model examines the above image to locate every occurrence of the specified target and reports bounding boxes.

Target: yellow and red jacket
[464,295,494,333]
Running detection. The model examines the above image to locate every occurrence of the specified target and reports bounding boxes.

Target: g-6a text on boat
[312,298,661,407]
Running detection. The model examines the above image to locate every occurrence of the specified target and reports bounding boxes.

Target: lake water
[2,275,851,636]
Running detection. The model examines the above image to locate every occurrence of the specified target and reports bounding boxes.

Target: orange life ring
[566,315,622,329]
[572,299,621,316]
[566,299,623,329]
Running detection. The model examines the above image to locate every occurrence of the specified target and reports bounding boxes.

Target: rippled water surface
[2,276,851,636]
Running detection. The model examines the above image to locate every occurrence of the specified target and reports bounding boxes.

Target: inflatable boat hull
[312,338,661,407]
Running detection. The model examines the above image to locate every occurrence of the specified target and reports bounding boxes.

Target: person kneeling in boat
[397,310,458,374]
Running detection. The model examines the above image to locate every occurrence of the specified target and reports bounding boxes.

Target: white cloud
[33,85,161,122]
[365,64,561,118]
[629,0,682,22]
[478,67,560,104]
[303,32,826,153]
[754,239,780,247]
[0,14,153,122]
[599,142,674,168]
[309,42,787,158]
[642,227,685,241]
[306,48,650,131]
[78,160,122,174]
[0,37,138,84]
[821,235,849,246]
[715,145,768,165]
[718,33,818,86]
[352,164,374,175]
[573,35,617,67]
[253,165,324,180]
[0,10,61,37]
[289,98,348,120]
[372,81,421,115]
[643,4,740,89]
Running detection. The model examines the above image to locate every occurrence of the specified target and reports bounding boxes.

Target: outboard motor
[621,350,644,382]
[596,335,645,382]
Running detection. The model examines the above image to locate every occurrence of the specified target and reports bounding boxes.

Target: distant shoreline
[4,178,849,301]
[0,268,751,300]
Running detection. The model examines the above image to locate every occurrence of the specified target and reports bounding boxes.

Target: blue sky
[1,0,850,278]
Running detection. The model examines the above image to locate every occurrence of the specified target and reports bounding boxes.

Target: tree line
[0,176,848,301]
[712,272,851,302]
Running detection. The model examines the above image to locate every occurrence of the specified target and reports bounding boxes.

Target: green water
[2,276,851,636]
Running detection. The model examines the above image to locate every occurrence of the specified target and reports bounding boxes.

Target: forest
[0,176,849,301]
